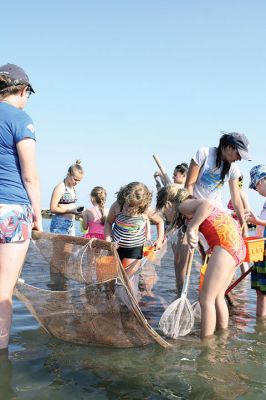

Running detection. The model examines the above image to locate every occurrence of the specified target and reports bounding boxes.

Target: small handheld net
[159,249,195,338]
[159,295,195,338]
[191,301,201,322]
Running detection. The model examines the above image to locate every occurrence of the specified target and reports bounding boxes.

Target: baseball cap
[0,63,34,93]
[249,165,266,190]
[226,132,251,161]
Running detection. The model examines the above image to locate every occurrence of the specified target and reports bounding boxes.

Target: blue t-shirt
[0,102,36,204]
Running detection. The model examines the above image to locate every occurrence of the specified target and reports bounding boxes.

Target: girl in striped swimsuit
[105,182,164,269]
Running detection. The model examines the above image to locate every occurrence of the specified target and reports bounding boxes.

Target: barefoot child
[156,185,246,338]
[247,165,266,317]
[82,186,109,240]
[105,182,164,270]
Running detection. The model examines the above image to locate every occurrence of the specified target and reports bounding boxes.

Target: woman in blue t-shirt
[0,63,42,352]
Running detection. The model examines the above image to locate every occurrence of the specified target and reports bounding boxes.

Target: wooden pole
[153,154,171,185]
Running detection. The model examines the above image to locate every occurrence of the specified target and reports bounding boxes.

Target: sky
[2,0,266,212]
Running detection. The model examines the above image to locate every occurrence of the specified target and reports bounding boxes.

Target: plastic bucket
[244,237,265,263]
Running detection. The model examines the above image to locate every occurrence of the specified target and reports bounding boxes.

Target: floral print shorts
[50,215,75,236]
[0,204,33,243]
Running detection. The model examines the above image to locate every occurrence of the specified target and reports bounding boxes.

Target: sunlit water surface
[1,221,266,399]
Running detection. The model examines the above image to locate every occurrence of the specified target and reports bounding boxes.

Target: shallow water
[1,221,266,400]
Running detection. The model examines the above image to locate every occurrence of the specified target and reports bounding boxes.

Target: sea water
[1,220,266,400]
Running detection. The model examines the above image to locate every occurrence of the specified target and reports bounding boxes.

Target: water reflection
[6,323,266,399]
[7,226,266,399]
[0,350,17,400]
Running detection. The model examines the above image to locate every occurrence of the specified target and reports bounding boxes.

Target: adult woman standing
[176,132,251,295]
[186,132,250,226]
[0,63,42,351]
[50,160,84,236]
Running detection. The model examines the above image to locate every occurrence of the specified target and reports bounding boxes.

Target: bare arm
[185,159,200,195]
[247,210,266,226]
[50,184,78,215]
[82,209,93,230]
[147,207,164,250]
[17,138,42,231]
[179,198,213,248]
[229,179,248,236]
[153,171,165,190]
[240,190,250,212]
[104,202,119,241]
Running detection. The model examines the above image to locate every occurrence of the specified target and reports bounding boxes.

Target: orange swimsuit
[199,207,246,265]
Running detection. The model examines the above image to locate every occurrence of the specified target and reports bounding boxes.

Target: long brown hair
[90,186,107,223]
[156,185,193,230]
[216,133,241,183]
[116,182,152,216]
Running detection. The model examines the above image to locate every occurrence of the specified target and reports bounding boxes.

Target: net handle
[152,154,172,185]
[32,230,117,252]
[182,248,195,296]
[225,264,254,294]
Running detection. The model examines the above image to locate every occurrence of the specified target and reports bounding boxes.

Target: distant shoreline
[41,209,52,219]
[41,209,81,221]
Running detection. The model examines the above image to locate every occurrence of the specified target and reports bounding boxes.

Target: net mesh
[159,296,195,338]
[14,231,169,348]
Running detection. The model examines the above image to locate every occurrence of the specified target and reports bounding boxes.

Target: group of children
[48,156,266,340]
[49,167,165,269]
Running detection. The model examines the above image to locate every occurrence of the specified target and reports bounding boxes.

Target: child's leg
[117,246,143,275]
[256,290,266,317]
[122,258,141,270]
[215,267,235,329]
[199,246,235,338]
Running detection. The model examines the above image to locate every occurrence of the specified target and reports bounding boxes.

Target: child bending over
[105,182,164,269]
[156,185,246,339]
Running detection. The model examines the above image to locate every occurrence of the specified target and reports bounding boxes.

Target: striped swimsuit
[112,212,146,248]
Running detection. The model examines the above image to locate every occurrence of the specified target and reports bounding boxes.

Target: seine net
[15,231,169,348]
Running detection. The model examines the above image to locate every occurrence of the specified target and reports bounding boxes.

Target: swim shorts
[50,215,75,236]
[0,204,33,243]
[251,243,266,294]
[117,245,143,262]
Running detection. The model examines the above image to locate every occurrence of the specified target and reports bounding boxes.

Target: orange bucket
[244,237,265,263]
[96,255,118,282]
[199,256,209,290]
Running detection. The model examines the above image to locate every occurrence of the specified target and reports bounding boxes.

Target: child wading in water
[247,165,266,317]
[105,182,164,270]
[82,186,109,240]
[156,185,246,338]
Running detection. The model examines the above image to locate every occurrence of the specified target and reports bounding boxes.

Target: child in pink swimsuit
[156,185,246,339]
[82,187,109,240]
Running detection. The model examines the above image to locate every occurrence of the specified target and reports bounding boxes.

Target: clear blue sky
[2,0,266,212]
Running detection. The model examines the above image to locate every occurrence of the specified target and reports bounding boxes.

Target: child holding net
[156,185,246,338]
